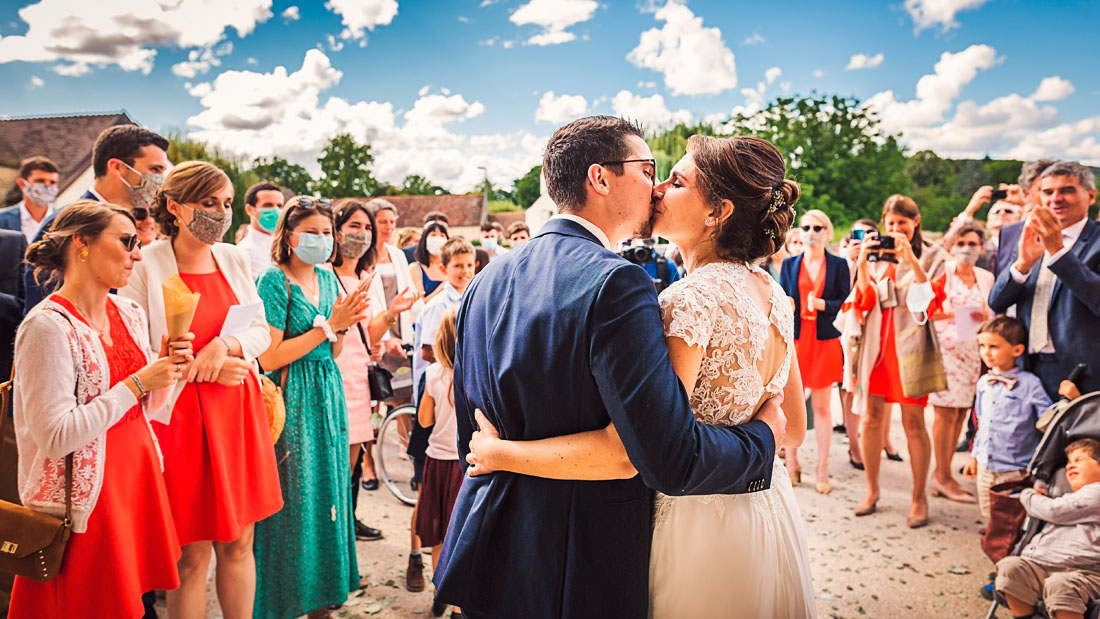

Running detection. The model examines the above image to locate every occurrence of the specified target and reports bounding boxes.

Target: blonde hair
[153,161,232,239]
[433,306,459,406]
[799,209,834,239]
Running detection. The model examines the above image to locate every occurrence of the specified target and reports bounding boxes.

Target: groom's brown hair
[543,116,644,212]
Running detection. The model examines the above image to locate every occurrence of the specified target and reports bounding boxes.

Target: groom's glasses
[600,159,657,185]
[801,225,825,233]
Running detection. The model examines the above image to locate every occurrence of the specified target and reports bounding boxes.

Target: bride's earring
[704,217,715,226]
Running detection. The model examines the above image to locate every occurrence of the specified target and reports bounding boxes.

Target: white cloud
[29,75,42,87]
[510,0,597,46]
[637,81,657,89]
[765,67,782,84]
[779,81,791,94]
[812,69,824,79]
[904,0,989,32]
[457,15,470,23]
[281,6,300,21]
[743,33,765,46]
[171,41,234,78]
[534,91,588,124]
[846,52,884,71]
[185,50,541,191]
[610,90,692,127]
[247,57,259,65]
[501,40,515,49]
[325,0,398,40]
[0,0,272,75]
[1031,76,1074,102]
[864,44,1001,134]
[325,34,344,52]
[418,85,430,96]
[627,1,736,96]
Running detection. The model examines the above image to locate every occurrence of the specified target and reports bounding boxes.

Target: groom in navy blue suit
[989,161,1100,398]
[433,117,785,618]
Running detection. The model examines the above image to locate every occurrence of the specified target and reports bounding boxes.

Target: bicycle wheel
[375,404,419,506]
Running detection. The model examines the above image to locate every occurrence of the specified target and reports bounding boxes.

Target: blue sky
[2,0,1098,192]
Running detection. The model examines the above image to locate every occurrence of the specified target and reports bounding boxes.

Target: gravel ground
[179,403,1002,618]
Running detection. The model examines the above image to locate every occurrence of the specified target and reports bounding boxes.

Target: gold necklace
[287,269,319,302]
[57,294,109,335]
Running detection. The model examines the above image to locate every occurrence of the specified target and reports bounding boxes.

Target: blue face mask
[258,208,280,233]
[292,232,334,265]
[482,236,498,251]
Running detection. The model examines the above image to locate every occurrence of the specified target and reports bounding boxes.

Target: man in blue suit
[22,125,168,313]
[989,161,1100,398]
[433,116,785,618]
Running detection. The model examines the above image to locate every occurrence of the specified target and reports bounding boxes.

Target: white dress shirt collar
[17,200,54,242]
[550,213,612,250]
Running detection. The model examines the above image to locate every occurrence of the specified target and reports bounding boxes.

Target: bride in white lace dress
[467,135,816,618]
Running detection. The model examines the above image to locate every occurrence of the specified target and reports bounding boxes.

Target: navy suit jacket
[0,229,27,382]
[433,218,776,618]
[22,190,97,313]
[779,251,849,341]
[989,218,1100,395]
[0,205,20,234]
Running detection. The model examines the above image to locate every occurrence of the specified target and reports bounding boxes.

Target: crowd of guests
[1,120,1098,619]
[0,124,531,619]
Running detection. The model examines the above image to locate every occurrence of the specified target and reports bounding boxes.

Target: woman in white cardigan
[118,162,282,619]
[10,201,193,619]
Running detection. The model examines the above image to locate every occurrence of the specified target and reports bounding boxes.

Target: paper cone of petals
[162,274,200,340]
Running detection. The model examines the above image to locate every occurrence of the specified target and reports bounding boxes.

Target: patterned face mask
[24,182,58,206]
[952,246,981,266]
[183,205,231,245]
[800,228,828,248]
[119,162,165,211]
[340,232,371,259]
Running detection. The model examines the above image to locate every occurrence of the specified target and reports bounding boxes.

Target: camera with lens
[867,235,898,263]
[620,245,654,265]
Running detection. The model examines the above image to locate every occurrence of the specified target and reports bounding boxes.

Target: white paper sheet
[954,305,984,342]
[219,302,261,338]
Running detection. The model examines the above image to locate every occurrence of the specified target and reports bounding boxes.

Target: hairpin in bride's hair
[768,184,785,215]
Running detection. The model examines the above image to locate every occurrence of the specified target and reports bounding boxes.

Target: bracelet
[382,311,398,327]
[130,374,147,399]
[313,315,338,342]
[215,336,231,351]
[335,327,349,335]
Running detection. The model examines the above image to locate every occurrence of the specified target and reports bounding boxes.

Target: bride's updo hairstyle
[25,199,135,288]
[687,135,799,263]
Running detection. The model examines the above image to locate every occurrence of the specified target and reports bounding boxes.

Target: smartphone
[851,229,866,241]
[990,189,1008,202]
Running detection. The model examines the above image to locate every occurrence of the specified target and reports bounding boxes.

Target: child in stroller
[995,437,1100,619]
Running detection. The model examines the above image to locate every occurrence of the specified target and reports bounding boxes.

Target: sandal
[788,467,801,486]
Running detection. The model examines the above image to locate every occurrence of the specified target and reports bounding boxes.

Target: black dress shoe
[849,454,865,471]
[833,424,847,434]
[956,439,970,453]
[362,478,379,491]
[885,448,903,462]
[355,520,383,541]
[431,601,448,617]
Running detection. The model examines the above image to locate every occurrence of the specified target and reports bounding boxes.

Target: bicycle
[374,402,418,506]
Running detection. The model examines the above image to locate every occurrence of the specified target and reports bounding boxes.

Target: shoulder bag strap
[335,274,373,355]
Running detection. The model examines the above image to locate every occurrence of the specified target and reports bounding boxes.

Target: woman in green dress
[254,196,372,619]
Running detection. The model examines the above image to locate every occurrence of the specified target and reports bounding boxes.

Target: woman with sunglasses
[779,209,850,495]
[119,161,283,619]
[254,196,372,619]
[10,200,193,619]
[927,224,993,504]
[409,220,449,301]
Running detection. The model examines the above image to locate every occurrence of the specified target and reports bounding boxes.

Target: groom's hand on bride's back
[753,395,787,448]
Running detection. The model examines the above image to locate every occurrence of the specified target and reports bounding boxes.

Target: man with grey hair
[990,160,1100,398]
[1018,158,1060,208]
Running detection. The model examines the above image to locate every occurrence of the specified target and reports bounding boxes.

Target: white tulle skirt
[649,457,816,619]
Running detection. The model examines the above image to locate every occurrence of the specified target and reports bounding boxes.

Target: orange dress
[854,264,946,406]
[794,258,843,389]
[9,296,181,619]
[154,270,283,546]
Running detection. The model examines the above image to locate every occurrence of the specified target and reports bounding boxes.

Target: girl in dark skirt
[415,306,463,617]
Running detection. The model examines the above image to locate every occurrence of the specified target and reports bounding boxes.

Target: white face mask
[426,235,447,256]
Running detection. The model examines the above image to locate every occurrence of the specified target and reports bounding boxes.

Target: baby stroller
[984,387,1100,619]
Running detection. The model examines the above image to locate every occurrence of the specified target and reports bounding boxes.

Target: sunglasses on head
[295,197,333,210]
[801,225,825,233]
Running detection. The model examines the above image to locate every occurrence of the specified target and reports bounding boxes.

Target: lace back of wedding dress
[659,261,794,427]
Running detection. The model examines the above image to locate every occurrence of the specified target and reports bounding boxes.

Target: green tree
[514,165,542,208]
[954,159,991,196]
[399,174,446,196]
[315,133,380,198]
[250,156,314,196]
[720,95,909,226]
[904,150,955,193]
[984,159,1023,187]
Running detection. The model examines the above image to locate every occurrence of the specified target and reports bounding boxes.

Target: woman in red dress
[120,162,283,619]
[10,201,192,618]
[846,195,947,528]
[779,209,850,494]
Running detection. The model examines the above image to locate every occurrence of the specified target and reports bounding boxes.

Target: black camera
[867,236,898,263]
[620,246,654,265]
[990,189,1008,202]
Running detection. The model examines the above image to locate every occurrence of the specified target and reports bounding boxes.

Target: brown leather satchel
[0,365,74,582]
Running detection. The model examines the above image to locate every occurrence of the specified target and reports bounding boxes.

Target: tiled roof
[0,112,135,205]
[342,194,487,227]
